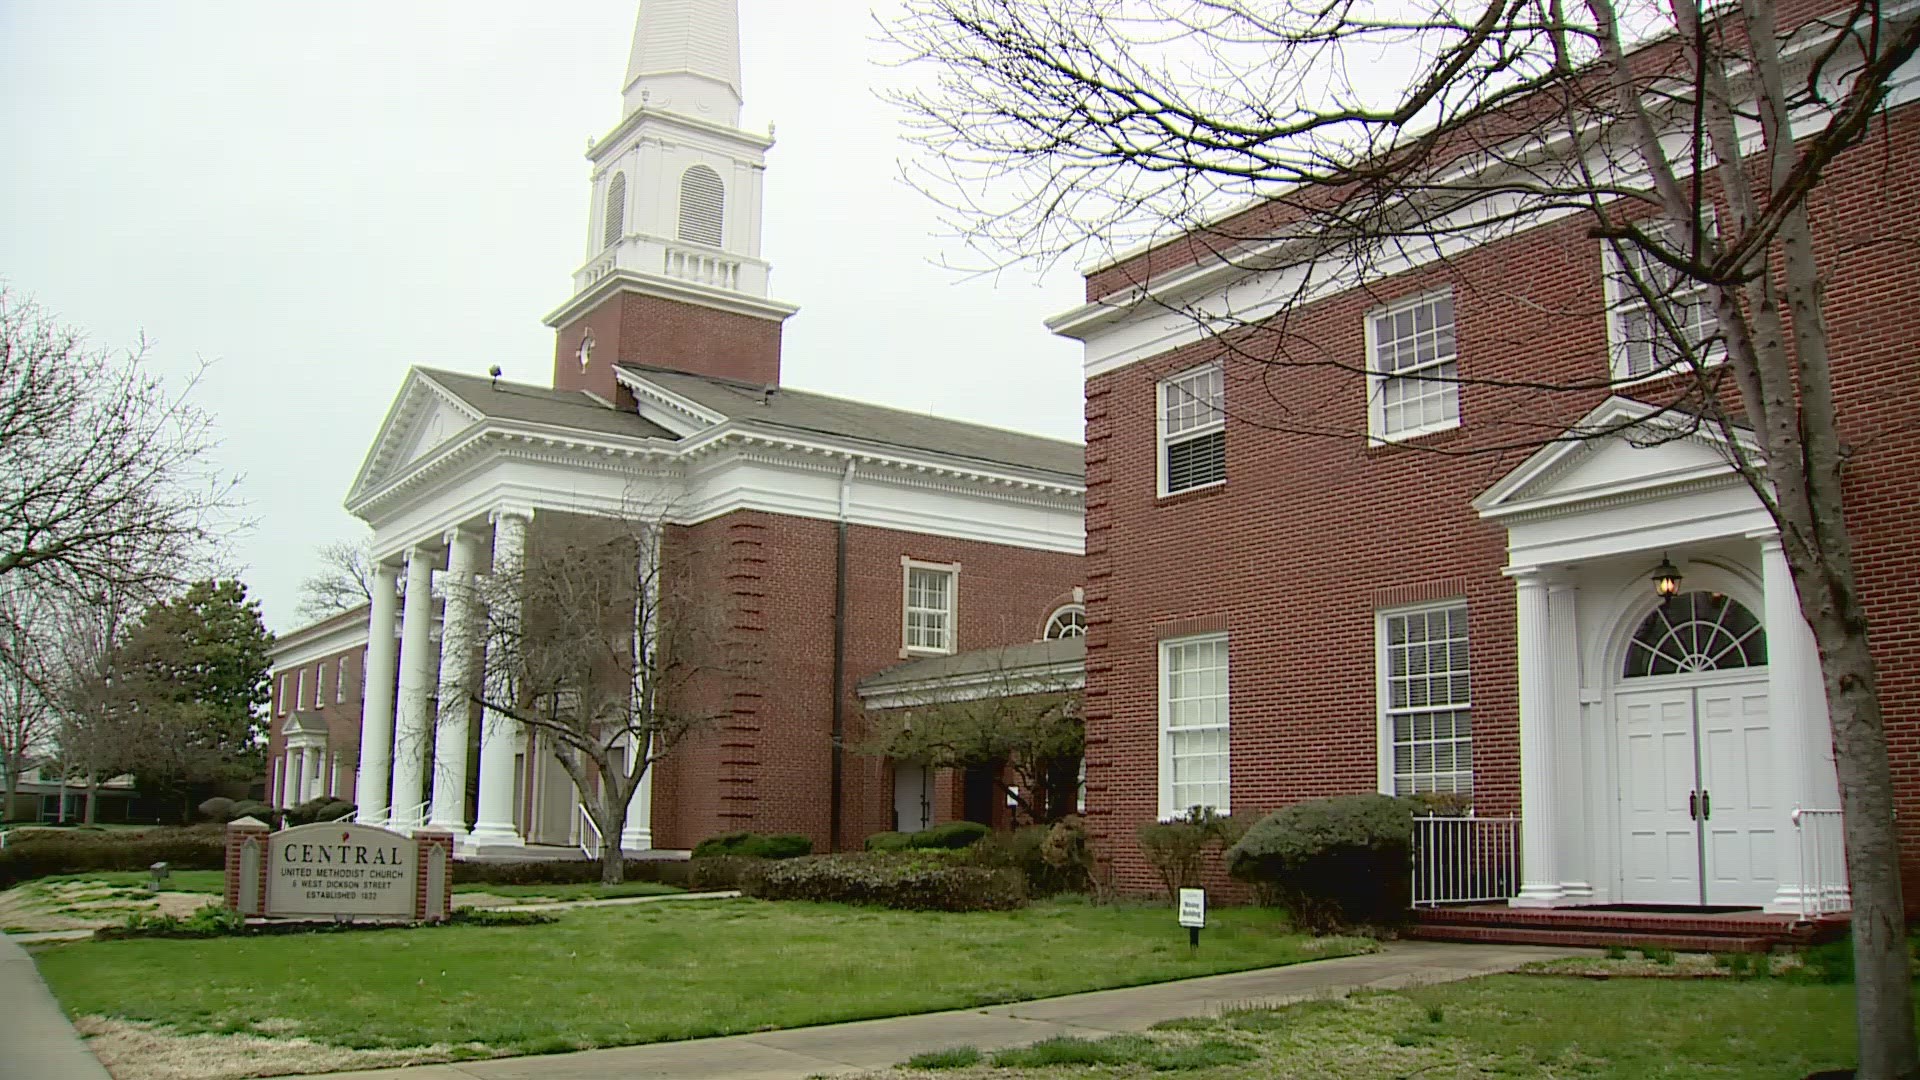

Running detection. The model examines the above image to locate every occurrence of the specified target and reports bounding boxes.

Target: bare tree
[45,586,149,825]
[0,291,235,600]
[0,583,56,820]
[296,539,375,623]
[471,513,754,884]
[892,2,1920,1072]
[861,651,1084,826]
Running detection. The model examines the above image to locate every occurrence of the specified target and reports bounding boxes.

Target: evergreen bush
[862,821,990,852]
[1224,794,1418,931]
[689,831,814,860]
[744,852,1025,911]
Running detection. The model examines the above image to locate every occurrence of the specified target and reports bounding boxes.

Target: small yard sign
[1177,888,1207,928]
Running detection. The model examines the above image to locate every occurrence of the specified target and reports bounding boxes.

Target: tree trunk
[1814,616,1920,1079]
[85,779,98,825]
[597,791,629,886]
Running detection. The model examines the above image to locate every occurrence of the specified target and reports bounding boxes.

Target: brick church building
[1052,3,1918,913]
[264,0,1084,855]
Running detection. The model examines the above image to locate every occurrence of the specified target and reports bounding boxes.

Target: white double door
[1615,678,1778,906]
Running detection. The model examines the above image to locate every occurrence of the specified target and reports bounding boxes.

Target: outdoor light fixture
[1652,555,1683,599]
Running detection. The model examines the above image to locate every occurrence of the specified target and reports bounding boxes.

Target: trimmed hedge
[690,831,814,860]
[863,821,990,852]
[743,852,1025,912]
[0,826,228,889]
[961,825,1085,896]
[687,855,770,892]
[1224,794,1418,930]
[450,858,690,889]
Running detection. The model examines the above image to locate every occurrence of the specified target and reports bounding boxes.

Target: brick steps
[1408,904,1842,953]
[1407,922,1775,953]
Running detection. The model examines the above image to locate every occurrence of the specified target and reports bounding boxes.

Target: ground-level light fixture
[1652,555,1683,599]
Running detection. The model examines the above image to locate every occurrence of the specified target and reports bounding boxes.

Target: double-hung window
[1605,217,1721,381]
[1367,291,1459,442]
[1157,364,1225,495]
[336,658,348,703]
[902,558,958,655]
[1379,603,1473,796]
[1159,634,1229,817]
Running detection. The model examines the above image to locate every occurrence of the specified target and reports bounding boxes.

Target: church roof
[421,368,676,442]
[622,366,1085,480]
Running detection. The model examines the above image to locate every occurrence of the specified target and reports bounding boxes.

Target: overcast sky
[0,0,1086,634]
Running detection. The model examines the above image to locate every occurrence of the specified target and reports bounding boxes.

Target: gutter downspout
[830,457,856,852]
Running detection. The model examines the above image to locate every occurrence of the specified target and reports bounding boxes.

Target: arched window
[678,165,725,247]
[602,173,627,250]
[1623,591,1767,678]
[1044,604,1086,639]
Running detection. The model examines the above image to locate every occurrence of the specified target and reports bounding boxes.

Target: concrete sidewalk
[0,933,111,1080]
[309,941,1581,1080]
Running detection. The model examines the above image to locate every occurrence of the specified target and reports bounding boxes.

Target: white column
[1512,570,1563,907]
[355,562,402,825]
[389,545,441,832]
[292,748,309,806]
[1759,533,1842,912]
[1548,582,1590,899]
[429,528,483,831]
[620,736,654,851]
[469,510,529,849]
[277,751,294,809]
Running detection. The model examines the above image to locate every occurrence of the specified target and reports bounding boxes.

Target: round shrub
[197,797,238,822]
[1224,794,1418,931]
[863,821,991,853]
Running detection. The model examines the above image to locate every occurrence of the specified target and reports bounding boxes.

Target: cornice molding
[542,269,799,330]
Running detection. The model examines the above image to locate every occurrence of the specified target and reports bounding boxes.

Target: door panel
[1699,683,1776,906]
[1617,689,1701,904]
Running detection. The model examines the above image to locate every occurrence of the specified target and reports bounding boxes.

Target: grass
[31,896,1358,1055]
[36,871,227,894]
[898,974,1902,1078]
[904,1046,982,1069]
[449,881,682,901]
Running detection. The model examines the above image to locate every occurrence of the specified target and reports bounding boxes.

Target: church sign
[267,823,417,919]
[223,818,454,923]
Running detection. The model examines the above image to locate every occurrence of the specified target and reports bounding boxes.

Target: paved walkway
[0,933,111,1080]
[308,941,1582,1080]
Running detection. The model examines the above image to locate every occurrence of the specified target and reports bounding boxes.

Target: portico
[1475,398,1845,914]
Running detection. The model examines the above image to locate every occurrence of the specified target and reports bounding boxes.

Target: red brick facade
[551,290,786,404]
[267,619,371,806]
[1080,101,1920,897]
[651,512,1082,852]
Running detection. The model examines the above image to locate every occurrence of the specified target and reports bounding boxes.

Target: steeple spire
[623,0,744,125]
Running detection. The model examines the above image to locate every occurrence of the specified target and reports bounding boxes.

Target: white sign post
[265,822,418,921]
[1177,887,1206,952]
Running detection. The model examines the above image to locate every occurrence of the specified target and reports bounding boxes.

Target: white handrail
[578,803,602,860]
[1411,814,1521,907]
[1792,807,1849,918]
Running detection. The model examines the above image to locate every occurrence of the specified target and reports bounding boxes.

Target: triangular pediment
[1475,398,1760,519]
[345,371,485,507]
[281,711,330,738]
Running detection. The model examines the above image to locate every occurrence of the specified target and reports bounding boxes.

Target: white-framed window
[603,171,627,250]
[278,673,291,715]
[1604,216,1722,381]
[1157,364,1225,496]
[1377,603,1473,796]
[294,669,306,714]
[1044,604,1086,639]
[1367,290,1459,442]
[902,558,959,656]
[678,164,725,247]
[335,658,347,703]
[1159,633,1229,817]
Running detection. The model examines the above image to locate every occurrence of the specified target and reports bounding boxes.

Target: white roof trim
[858,661,1084,709]
[1473,396,1763,521]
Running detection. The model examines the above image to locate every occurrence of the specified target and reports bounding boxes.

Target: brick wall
[1081,102,1920,898]
[551,290,786,403]
[651,510,1082,851]
[267,643,368,804]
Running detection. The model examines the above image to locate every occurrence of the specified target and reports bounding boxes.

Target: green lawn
[894,974,1900,1079]
[37,871,227,894]
[31,898,1359,1055]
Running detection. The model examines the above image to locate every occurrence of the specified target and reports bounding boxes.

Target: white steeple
[623,0,744,126]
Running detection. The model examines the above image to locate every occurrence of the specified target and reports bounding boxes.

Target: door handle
[1701,790,1710,820]
[1689,791,1698,820]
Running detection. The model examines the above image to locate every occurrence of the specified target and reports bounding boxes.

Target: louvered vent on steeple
[677,165,725,247]
[603,173,627,250]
